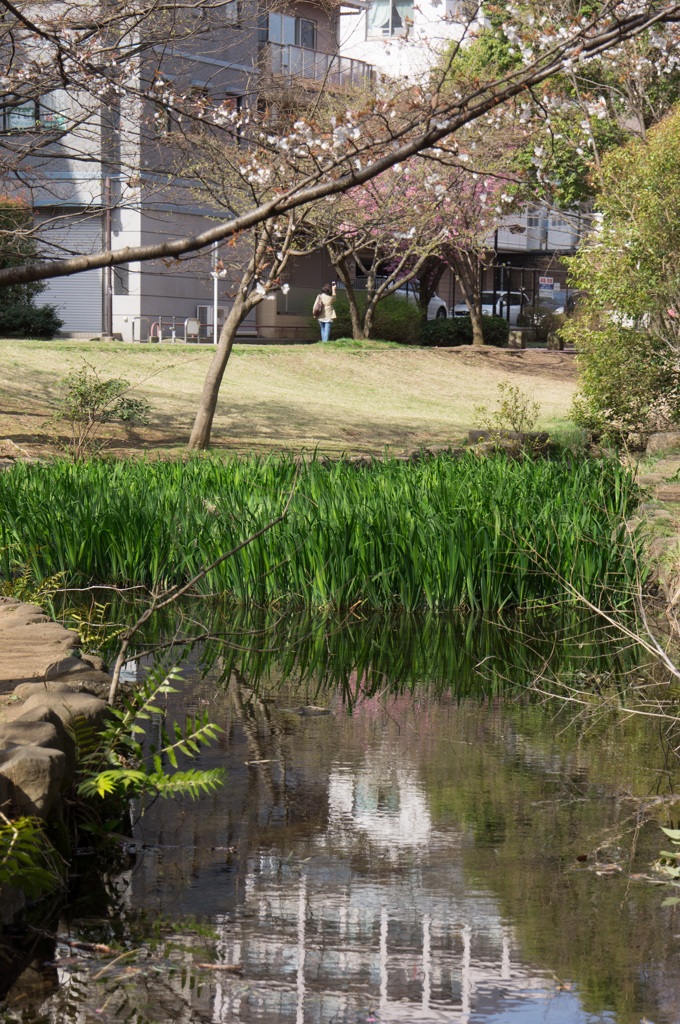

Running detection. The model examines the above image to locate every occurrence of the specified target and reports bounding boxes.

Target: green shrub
[420,315,509,347]
[566,320,680,447]
[0,301,63,339]
[51,363,152,458]
[0,198,63,339]
[329,292,422,344]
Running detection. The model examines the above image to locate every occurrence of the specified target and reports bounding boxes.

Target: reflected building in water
[158,728,570,1023]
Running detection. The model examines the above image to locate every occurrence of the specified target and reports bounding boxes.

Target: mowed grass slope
[0,338,578,456]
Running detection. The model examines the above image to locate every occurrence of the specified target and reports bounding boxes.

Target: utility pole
[103,176,114,340]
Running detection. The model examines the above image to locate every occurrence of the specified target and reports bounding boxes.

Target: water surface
[3,613,679,1024]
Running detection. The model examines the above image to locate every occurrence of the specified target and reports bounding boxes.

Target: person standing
[314,282,337,342]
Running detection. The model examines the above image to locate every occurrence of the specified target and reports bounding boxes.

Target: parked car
[554,290,587,315]
[393,287,448,319]
[451,290,530,326]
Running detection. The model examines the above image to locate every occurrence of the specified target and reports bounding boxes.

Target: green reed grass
[0,454,643,612]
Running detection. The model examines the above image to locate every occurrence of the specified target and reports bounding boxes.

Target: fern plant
[65,600,126,655]
[0,813,64,899]
[0,563,66,606]
[78,665,224,804]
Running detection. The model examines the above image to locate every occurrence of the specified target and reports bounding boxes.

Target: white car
[396,288,448,319]
[451,290,530,326]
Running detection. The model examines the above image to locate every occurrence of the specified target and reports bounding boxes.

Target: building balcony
[264,41,373,88]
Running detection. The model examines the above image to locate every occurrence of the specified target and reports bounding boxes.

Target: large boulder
[646,431,680,455]
[13,671,112,700]
[0,745,66,819]
[0,616,80,690]
[0,719,61,753]
[15,692,107,733]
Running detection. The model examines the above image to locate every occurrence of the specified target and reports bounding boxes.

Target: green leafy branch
[78,665,224,804]
[0,813,64,899]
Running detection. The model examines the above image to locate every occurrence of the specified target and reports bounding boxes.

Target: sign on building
[538,275,554,297]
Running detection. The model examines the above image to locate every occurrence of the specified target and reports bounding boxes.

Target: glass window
[282,14,296,44]
[113,264,130,295]
[3,100,37,131]
[39,91,68,130]
[268,13,282,42]
[297,18,316,48]
[225,0,240,23]
[367,0,413,36]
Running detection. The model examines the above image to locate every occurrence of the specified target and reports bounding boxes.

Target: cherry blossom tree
[1,1,680,288]
[176,136,320,449]
[304,166,449,340]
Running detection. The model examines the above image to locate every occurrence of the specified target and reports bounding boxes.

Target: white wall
[339,0,470,79]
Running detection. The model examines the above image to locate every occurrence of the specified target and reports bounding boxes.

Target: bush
[420,315,509,347]
[51,363,152,458]
[567,320,680,447]
[0,301,63,339]
[329,292,422,344]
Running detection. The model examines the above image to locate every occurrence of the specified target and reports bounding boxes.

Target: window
[1,99,37,131]
[367,0,413,37]
[1,92,69,132]
[225,0,240,23]
[39,91,68,130]
[527,213,540,227]
[113,264,130,295]
[298,19,316,48]
[266,13,317,48]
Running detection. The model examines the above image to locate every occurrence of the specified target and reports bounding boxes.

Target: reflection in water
[2,612,675,1024]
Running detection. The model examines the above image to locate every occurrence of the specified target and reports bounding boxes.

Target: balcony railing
[265,41,373,87]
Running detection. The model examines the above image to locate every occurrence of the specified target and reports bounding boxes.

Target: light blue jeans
[319,320,332,342]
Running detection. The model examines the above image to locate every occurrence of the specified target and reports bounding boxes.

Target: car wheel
[435,307,447,319]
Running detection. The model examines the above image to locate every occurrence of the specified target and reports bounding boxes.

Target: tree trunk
[188,294,250,450]
[417,256,446,316]
[363,302,375,339]
[332,254,367,339]
[447,249,485,346]
[468,302,485,346]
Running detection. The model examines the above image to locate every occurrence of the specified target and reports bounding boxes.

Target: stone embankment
[0,598,110,821]
[636,432,680,608]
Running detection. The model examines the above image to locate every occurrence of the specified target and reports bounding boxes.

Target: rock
[647,431,680,455]
[13,671,111,700]
[44,655,96,679]
[647,536,678,561]
[0,719,61,751]
[12,680,86,700]
[81,653,108,673]
[0,745,66,818]
[0,602,50,624]
[16,692,107,734]
[468,429,551,445]
[0,622,79,645]
[0,653,75,690]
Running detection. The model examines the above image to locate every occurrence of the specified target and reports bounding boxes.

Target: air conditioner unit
[196,304,226,327]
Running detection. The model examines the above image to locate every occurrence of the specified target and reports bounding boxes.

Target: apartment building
[17,1,372,341]
[338,2,587,312]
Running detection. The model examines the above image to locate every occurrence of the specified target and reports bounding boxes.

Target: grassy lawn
[0,338,579,457]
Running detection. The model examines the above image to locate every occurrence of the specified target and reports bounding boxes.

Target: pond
[3,611,680,1024]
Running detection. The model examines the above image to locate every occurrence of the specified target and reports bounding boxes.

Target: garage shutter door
[35,216,103,334]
